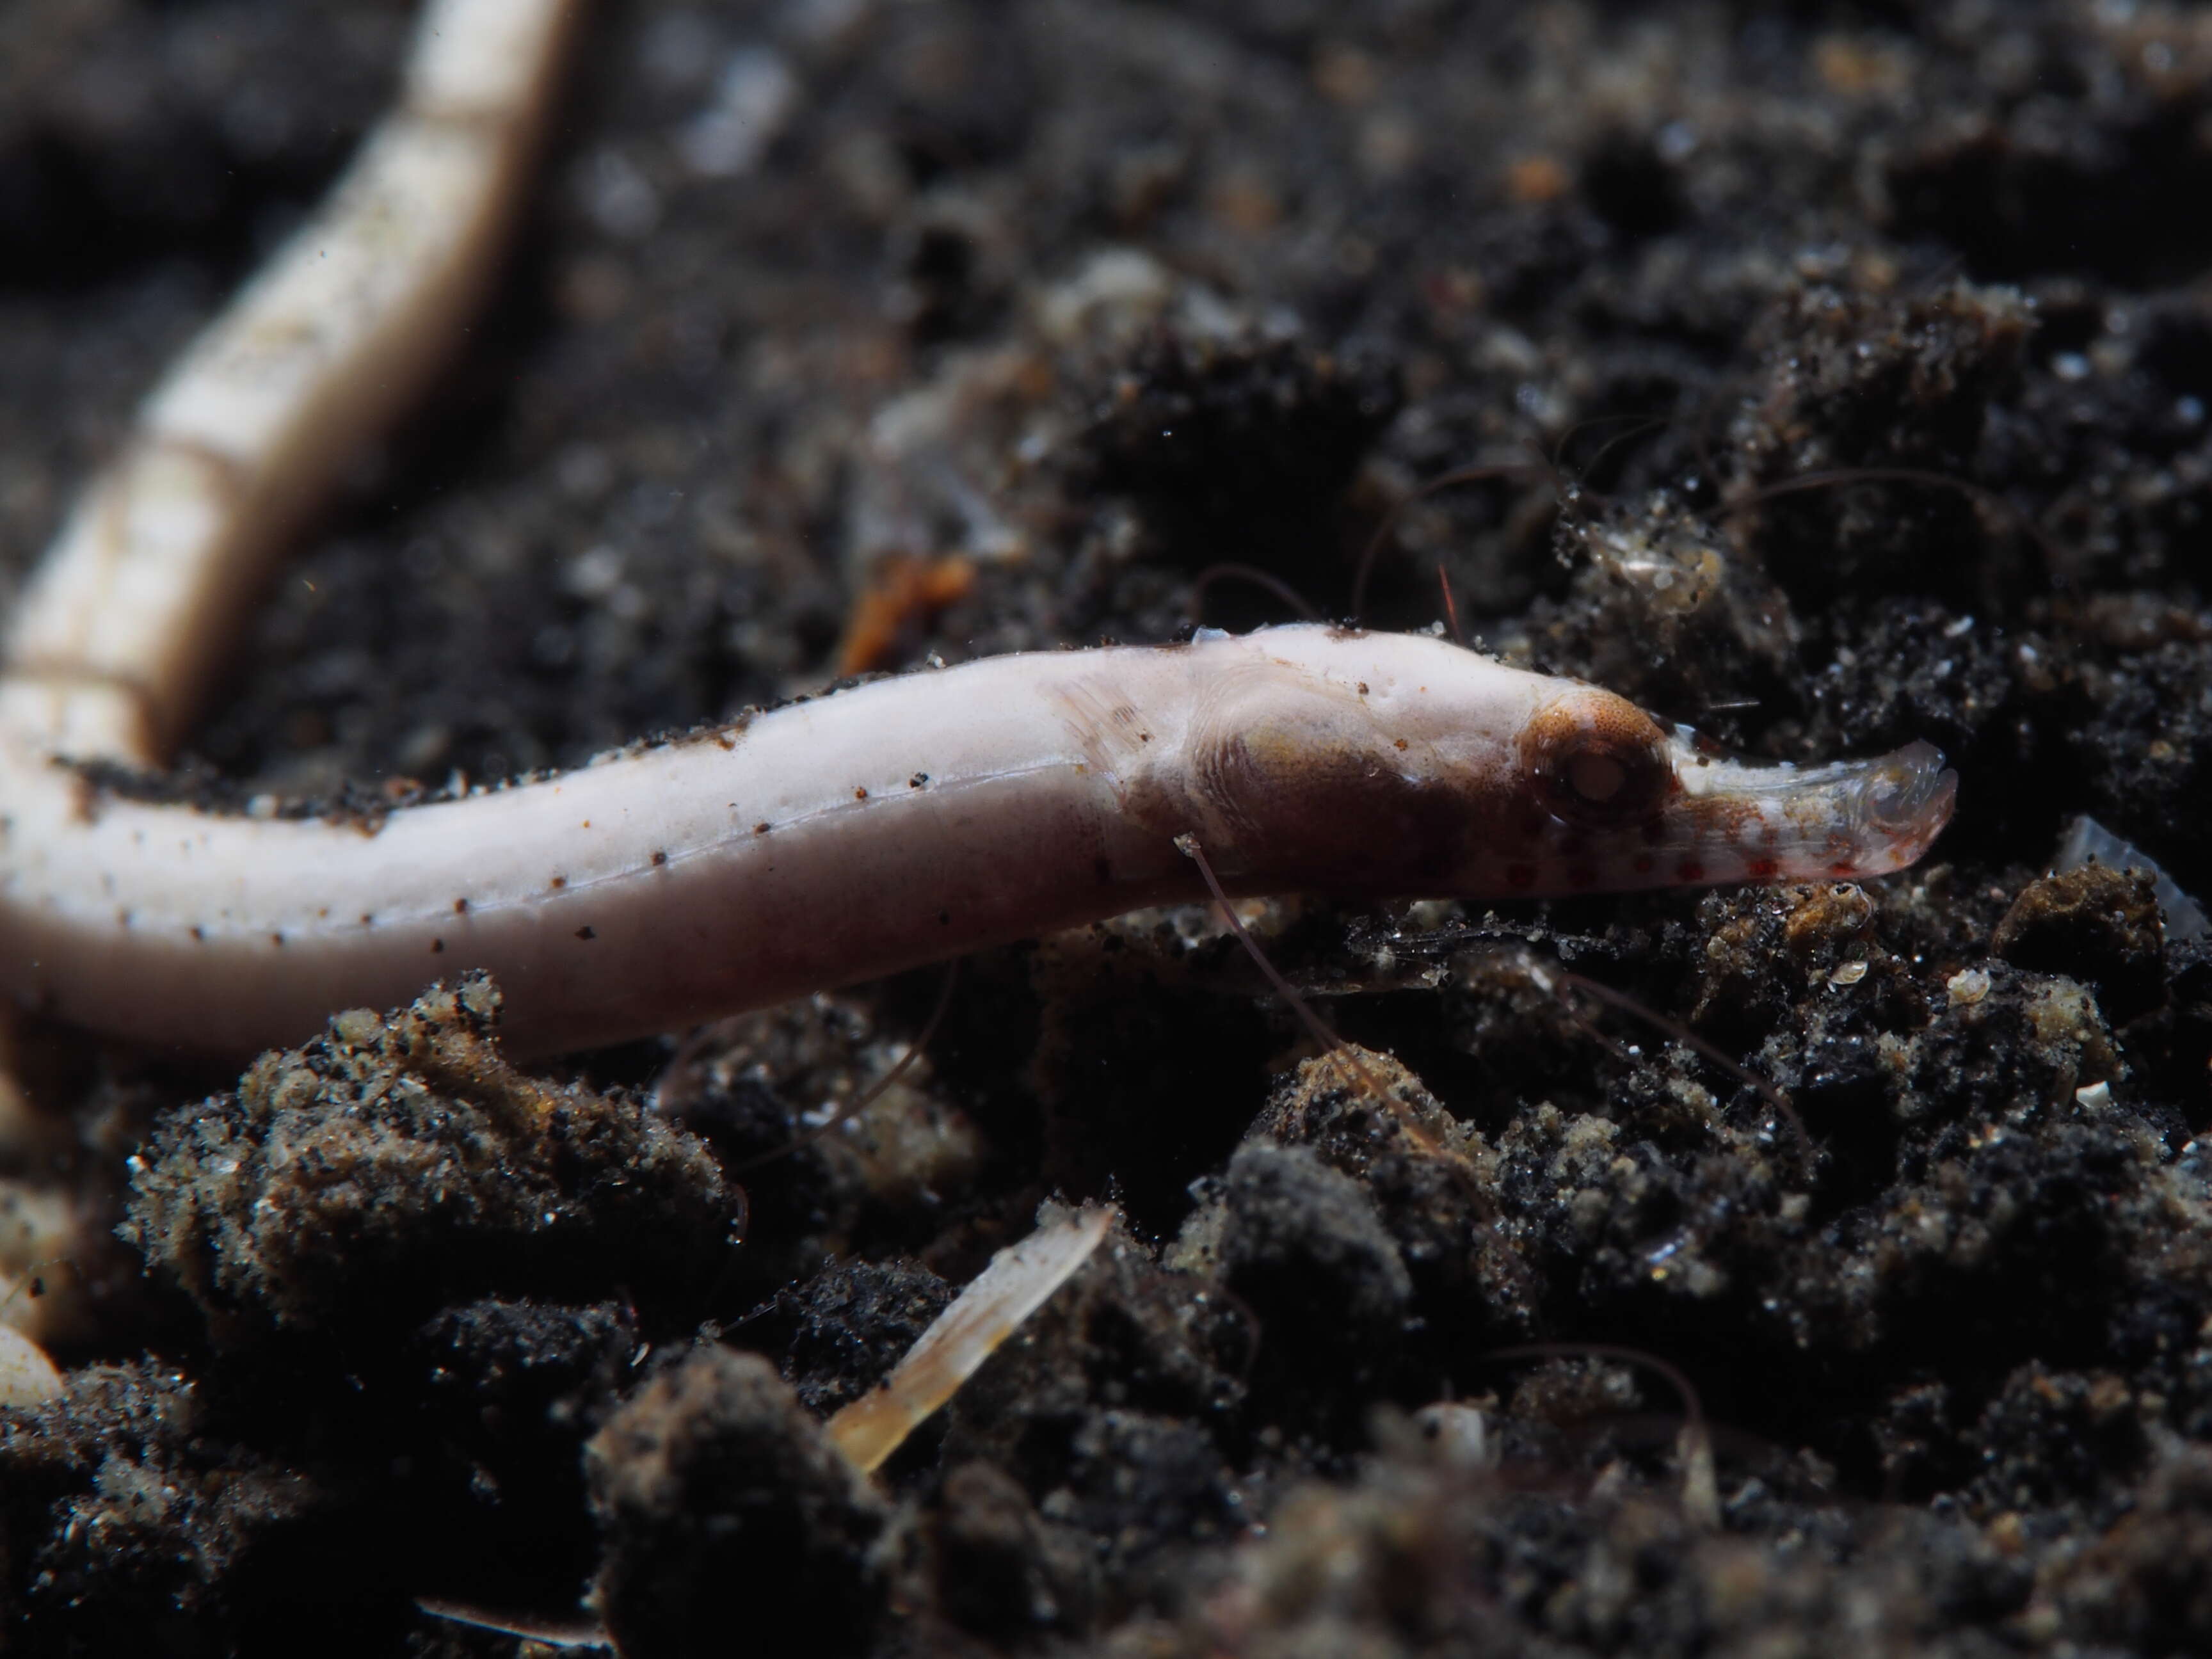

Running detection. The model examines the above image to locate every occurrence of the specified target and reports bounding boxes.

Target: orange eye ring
[1521,694,1672,829]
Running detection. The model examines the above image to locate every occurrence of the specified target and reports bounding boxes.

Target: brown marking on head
[1180,718,1519,892]
[1517,691,1673,835]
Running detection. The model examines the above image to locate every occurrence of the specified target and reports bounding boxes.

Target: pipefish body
[0,623,1956,1057]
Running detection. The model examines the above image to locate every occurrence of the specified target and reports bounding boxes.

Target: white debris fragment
[2053,814,2209,943]
[0,1321,63,1408]
[678,47,801,178]
[1946,966,1992,1006]
[826,1203,1114,1474]
[1411,1401,1498,1470]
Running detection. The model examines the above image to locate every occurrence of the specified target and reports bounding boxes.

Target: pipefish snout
[0,625,1955,1057]
[1635,729,1960,890]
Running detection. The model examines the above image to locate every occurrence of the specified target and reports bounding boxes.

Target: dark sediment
[4,1,2212,1653]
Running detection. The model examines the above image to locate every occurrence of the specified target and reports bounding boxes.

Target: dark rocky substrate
[4,1,2212,1654]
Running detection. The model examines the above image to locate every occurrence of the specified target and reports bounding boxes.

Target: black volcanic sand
[5,1,2212,1654]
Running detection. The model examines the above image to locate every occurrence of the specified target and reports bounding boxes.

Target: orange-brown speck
[836,553,979,675]
[1506,153,1571,203]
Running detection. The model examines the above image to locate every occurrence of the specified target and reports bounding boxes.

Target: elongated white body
[0,0,1960,1073]
[0,625,1954,1057]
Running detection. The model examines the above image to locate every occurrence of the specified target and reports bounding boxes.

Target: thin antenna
[1190,563,1324,625]
[730,965,960,1173]
[1487,1340,1704,1434]
[1174,833,1390,1101]
[1514,951,1810,1167]
[1486,1339,1719,1526]
[1553,413,1669,493]
[1174,835,1496,1210]
[1720,466,2060,576]
[1349,460,1546,625]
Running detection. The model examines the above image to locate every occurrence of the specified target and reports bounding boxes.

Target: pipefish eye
[1523,693,1672,828]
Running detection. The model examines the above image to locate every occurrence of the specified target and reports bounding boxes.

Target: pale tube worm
[0,0,584,767]
[0,625,1957,1059]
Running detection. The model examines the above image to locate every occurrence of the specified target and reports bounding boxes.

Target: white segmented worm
[0,0,581,1347]
[0,0,582,767]
[0,625,1956,1058]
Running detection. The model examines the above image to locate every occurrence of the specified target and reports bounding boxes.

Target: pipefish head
[1511,684,1959,892]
